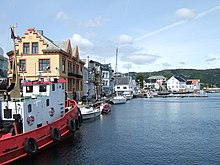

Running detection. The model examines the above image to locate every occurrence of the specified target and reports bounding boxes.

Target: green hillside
[136,68,220,87]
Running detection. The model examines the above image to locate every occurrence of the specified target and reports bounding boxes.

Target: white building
[187,79,201,91]
[115,76,133,94]
[167,76,186,92]
[102,64,114,95]
[144,76,166,90]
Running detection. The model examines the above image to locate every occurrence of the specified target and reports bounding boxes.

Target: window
[28,104,32,113]
[23,43,30,54]
[103,80,108,86]
[26,86,33,93]
[62,59,65,73]
[46,99,49,106]
[52,84,55,91]
[19,59,26,71]
[123,86,127,89]
[39,59,50,71]
[10,60,13,70]
[39,85,47,92]
[32,43,38,54]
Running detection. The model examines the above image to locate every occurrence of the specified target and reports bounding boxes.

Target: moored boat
[0,26,82,165]
[0,79,81,164]
[123,91,133,100]
[79,105,101,120]
[111,95,126,104]
[99,103,111,114]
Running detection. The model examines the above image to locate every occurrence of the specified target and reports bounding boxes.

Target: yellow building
[7,28,84,99]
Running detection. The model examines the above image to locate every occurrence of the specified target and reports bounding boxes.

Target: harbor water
[14,93,220,165]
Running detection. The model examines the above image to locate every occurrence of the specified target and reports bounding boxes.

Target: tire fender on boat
[75,118,80,130]
[50,128,61,141]
[67,119,76,133]
[24,138,38,155]
[78,108,83,124]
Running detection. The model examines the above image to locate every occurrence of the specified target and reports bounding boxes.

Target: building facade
[0,47,8,78]
[114,76,133,95]
[167,76,186,92]
[102,63,114,96]
[7,28,84,99]
[144,76,166,90]
[82,56,114,99]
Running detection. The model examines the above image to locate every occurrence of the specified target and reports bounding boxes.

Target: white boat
[112,47,127,105]
[112,95,126,104]
[79,105,100,120]
[145,92,154,98]
[123,91,133,100]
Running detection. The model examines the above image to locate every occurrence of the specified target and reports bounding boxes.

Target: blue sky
[1,0,220,73]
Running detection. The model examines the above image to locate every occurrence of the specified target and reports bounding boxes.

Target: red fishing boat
[98,103,111,114]
[0,26,82,164]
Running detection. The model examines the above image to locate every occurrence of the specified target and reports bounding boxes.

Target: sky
[1,0,220,73]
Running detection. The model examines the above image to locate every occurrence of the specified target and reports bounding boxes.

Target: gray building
[0,47,8,90]
[82,56,114,100]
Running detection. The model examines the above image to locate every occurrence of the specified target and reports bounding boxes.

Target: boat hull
[0,100,80,165]
[82,111,100,120]
[101,104,111,114]
[112,96,126,104]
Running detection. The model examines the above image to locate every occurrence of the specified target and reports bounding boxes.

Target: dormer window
[23,43,30,54]
[32,42,38,54]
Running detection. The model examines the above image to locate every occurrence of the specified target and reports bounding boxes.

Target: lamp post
[21,67,25,83]
[46,66,50,81]
[55,67,59,79]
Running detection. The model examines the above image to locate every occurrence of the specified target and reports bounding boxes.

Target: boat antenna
[8,25,21,99]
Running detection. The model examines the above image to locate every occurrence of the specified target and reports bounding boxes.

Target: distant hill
[136,68,220,87]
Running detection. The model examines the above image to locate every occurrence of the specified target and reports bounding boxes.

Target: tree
[135,74,144,89]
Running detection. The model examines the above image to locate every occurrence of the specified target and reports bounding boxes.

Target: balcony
[68,71,83,78]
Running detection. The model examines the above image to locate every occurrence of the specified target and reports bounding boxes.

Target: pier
[155,93,208,98]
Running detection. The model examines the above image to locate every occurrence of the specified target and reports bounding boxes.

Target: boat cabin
[0,78,66,134]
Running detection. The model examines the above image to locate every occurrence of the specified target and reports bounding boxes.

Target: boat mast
[114,45,119,96]
[115,46,118,76]
[8,25,21,99]
[115,45,118,86]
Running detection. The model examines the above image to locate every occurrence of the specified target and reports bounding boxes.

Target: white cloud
[117,34,134,44]
[176,8,197,20]
[122,63,132,70]
[56,11,70,20]
[72,34,94,50]
[162,63,172,69]
[122,51,160,65]
[205,52,220,62]
[179,62,186,65]
[78,16,104,28]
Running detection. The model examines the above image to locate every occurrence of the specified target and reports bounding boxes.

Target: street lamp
[46,66,50,81]
[55,67,59,79]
